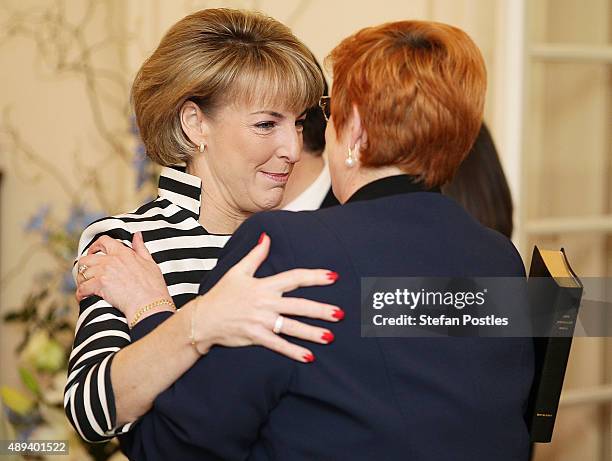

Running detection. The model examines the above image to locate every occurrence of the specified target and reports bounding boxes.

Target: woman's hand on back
[75,232,343,362]
[192,232,343,362]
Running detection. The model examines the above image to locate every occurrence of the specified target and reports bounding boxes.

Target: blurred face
[202,101,307,212]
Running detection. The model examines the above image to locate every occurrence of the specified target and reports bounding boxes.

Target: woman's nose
[278,127,302,163]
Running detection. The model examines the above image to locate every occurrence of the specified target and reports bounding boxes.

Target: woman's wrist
[129,298,176,329]
[184,296,214,355]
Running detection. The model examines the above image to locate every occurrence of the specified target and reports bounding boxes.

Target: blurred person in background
[443,122,514,238]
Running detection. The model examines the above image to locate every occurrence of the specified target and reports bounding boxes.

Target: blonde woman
[65,9,343,444]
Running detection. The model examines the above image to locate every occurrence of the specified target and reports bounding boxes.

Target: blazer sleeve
[122,212,298,461]
[64,218,137,442]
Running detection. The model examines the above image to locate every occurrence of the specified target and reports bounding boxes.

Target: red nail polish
[303,353,315,363]
[332,309,345,320]
[258,232,267,244]
[321,331,335,343]
[327,271,339,281]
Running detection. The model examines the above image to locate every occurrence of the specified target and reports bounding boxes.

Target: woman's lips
[261,171,290,184]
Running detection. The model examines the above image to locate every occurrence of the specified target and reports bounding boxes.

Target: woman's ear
[179,100,207,148]
[349,104,367,152]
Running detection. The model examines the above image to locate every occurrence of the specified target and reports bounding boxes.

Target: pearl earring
[198,142,206,153]
[345,146,356,167]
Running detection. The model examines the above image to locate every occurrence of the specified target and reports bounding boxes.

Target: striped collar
[158,166,202,219]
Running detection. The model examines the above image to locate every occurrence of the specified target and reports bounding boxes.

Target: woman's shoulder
[75,197,175,257]
[231,209,335,253]
[241,209,323,234]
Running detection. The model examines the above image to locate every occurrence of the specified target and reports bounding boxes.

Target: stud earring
[198,142,206,153]
[345,146,356,167]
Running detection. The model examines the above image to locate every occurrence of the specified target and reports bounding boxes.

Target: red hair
[327,20,486,187]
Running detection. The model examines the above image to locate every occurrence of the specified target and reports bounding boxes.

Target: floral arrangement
[0,2,160,458]
[0,133,156,461]
[1,204,117,461]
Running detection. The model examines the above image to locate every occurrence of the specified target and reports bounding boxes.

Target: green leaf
[0,386,35,416]
[18,367,40,396]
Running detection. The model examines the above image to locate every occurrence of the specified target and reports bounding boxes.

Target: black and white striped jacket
[64,166,231,442]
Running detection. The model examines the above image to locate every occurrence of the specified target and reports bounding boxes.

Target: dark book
[526,246,583,443]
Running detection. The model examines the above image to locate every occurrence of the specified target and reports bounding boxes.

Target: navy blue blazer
[124,175,533,461]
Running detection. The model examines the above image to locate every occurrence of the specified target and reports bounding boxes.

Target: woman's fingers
[264,268,338,293]
[189,232,341,360]
[276,316,335,345]
[75,277,102,301]
[276,297,344,322]
[86,235,131,256]
[75,254,108,286]
[76,254,106,270]
[231,232,270,276]
[75,264,102,287]
[254,328,316,363]
[132,232,155,262]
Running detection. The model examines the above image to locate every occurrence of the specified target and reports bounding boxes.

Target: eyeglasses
[318,96,331,122]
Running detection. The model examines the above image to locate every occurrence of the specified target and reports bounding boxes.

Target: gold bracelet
[129,298,176,329]
[189,300,201,354]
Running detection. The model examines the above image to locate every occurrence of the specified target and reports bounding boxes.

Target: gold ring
[78,264,89,281]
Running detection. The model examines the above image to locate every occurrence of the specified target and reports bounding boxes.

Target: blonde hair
[132,8,324,166]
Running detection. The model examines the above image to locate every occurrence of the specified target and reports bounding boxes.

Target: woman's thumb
[132,232,154,261]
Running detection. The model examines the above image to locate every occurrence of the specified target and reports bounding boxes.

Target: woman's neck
[186,162,251,235]
[199,190,252,234]
[338,165,405,204]
[279,150,325,208]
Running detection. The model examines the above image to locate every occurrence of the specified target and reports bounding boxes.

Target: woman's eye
[255,121,276,130]
[295,119,306,130]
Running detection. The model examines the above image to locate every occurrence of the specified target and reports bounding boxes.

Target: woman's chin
[252,189,284,211]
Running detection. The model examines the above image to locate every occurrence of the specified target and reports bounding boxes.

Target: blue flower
[65,205,105,235]
[4,406,40,428]
[24,205,51,233]
[129,115,140,136]
[133,142,150,190]
[130,114,153,191]
[60,271,76,295]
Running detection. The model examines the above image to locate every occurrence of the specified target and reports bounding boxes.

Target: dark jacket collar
[346,174,441,204]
